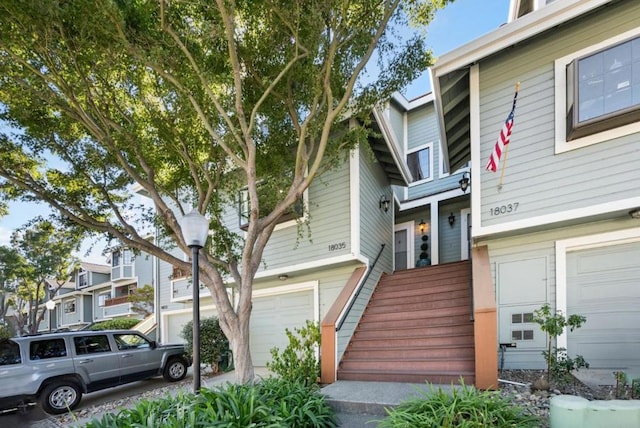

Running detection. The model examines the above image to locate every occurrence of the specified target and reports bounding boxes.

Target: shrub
[87,318,140,331]
[533,303,588,383]
[180,316,230,373]
[267,320,320,387]
[377,381,539,428]
[84,377,337,428]
[0,323,12,340]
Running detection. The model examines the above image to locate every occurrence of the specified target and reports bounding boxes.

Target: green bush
[0,323,12,340]
[267,320,320,387]
[377,382,539,428]
[87,318,140,331]
[180,316,230,373]
[83,377,337,428]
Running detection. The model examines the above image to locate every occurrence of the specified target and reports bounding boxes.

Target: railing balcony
[104,295,130,306]
[171,266,189,279]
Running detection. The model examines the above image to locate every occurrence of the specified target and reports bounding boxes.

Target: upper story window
[238,187,305,231]
[112,249,133,267]
[407,143,432,184]
[555,28,640,153]
[78,269,87,288]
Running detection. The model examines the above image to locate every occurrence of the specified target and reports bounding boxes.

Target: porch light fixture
[418,220,426,234]
[379,195,390,212]
[630,208,640,219]
[278,274,289,281]
[459,172,470,193]
[180,210,209,394]
[448,213,455,227]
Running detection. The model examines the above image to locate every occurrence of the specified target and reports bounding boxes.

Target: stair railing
[336,243,385,332]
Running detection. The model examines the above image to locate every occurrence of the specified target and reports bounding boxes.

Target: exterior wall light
[379,195,390,212]
[630,208,640,219]
[419,220,426,233]
[448,213,456,227]
[459,172,470,193]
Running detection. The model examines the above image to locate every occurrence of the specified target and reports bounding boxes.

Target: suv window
[74,335,111,355]
[0,339,21,366]
[114,333,150,350]
[29,338,67,360]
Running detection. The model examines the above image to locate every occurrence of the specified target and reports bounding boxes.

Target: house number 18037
[490,202,519,216]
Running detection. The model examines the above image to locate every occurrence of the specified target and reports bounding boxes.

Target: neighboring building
[431,0,640,378]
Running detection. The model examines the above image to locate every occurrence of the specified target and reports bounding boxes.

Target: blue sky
[0,0,511,260]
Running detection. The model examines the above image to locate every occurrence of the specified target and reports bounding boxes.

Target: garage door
[164,308,217,344]
[567,241,640,370]
[250,290,315,366]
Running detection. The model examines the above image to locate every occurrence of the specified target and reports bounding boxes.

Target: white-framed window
[555,28,640,153]
[111,249,133,267]
[78,269,87,288]
[407,143,433,185]
[64,299,76,314]
[98,292,111,307]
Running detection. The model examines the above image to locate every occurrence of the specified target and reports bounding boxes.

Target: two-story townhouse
[432,0,640,381]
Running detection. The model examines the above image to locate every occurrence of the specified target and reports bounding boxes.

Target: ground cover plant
[83,377,337,428]
[377,382,539,428]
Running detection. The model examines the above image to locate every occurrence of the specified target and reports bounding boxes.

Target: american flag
[485,89,518,173]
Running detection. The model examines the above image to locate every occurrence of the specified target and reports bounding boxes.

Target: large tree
[0,0,451,382]
[1,220,81,335]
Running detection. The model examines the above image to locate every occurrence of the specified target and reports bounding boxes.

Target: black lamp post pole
[191,245,201,394]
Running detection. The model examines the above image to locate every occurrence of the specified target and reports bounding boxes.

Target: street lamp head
[180,211,209,248]
[45,300,56,311]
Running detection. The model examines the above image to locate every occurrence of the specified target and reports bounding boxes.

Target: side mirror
[150,341,157,349]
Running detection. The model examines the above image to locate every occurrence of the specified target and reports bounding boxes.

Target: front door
[394,222,414,270]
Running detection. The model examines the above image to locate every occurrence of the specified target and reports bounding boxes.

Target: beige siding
[478,2,640,227]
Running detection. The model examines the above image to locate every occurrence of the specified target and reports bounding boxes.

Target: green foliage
[533,303,588,383]
[84,378,337,428]
[267,320,320,387]
[87,318,140,331]
[377,381,539,428]
[614,371,628,399]
[0,323,12,340]
[127,284,155,317]
[180,317,230,373]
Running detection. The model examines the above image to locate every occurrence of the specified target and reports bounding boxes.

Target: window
[64,299,76,314]
[566,35,640,141]
[98,292,111,307]
[0,339,21,366]
[30,338,67,360]
[114,333,151,351]
[238,187,304,230]
[555,28,640,152]
[78,269,87,288]
[112,249,133,267]
[74,335,111,355]
[407,144,432,183]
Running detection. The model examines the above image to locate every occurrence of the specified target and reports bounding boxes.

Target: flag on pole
[485,87,519,173]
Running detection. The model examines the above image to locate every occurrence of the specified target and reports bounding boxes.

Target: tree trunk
[231,331,254,384]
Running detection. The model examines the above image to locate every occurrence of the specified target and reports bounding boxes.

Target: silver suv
[0,330,191,414]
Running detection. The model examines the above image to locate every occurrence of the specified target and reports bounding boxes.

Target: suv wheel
[40,380,82,414]
[163,357,188,382]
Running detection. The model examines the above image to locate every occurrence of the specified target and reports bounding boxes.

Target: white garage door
[164,308,217,344]
[567,241,640,370]
[250,290,315,366]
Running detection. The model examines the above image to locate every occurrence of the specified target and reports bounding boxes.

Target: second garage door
[567,241,640,371]
[250,289,315,366]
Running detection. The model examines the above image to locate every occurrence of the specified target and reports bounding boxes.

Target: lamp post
[45,299,56,333]
[180,210,209,394]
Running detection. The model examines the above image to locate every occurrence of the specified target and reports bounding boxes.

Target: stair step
[337,369,475,385]
[344,346,475,360]
[348,334,475,348]
[339,358,474,373]
[365,296,470,314]
[377,275,469,294]
[359,305,470,323]
[370,288,471,307]
[356,313,472,330]
[353,324,474,339]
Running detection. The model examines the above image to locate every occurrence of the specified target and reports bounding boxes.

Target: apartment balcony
[103,295,134,317]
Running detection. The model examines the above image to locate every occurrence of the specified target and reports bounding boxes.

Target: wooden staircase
[337,261,475,384]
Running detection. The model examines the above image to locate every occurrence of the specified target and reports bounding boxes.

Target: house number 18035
[490,202,519,216]
[328,242,346,252]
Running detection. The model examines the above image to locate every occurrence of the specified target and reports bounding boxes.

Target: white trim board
[555,227,640,350]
